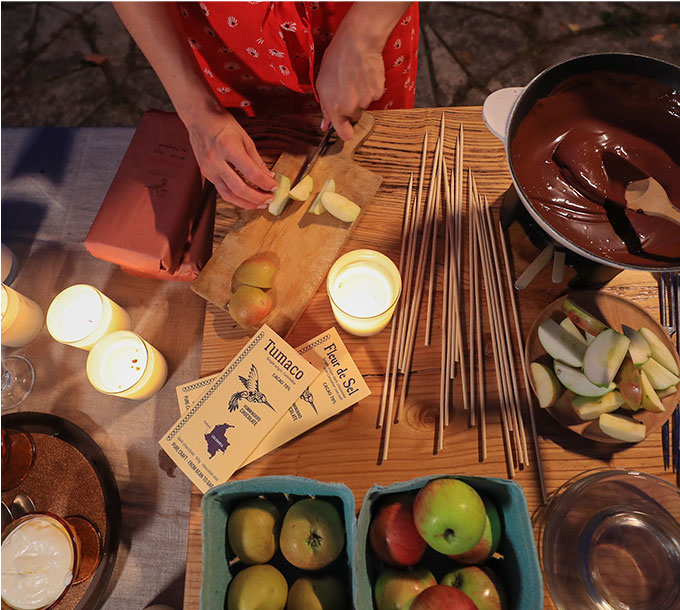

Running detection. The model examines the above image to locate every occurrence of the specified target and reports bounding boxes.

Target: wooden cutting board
[191,112,382,337]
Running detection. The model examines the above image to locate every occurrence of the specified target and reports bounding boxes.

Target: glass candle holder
[1,284,43,348]
[86,331,167,400]
[326,249,402,337]
[46,284,130,350]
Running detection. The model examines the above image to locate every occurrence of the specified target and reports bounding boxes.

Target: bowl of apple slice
[526,291,680,443]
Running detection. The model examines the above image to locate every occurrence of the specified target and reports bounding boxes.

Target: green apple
[280,498,344,570]
[448,493,501,564]
[640,358,680,391]
[227,564,287,610]
[228,285,273,329]
[530,361,562,408]
[320,192,361,222]
[289,175,314,201]
[639,370,665,413]
[374,567,436,610]
[309,178,335,215]
[537,318,586,367]
[562,299,608,336]
[621,325,651,366]
[614,355,642,410]
[560,317,587,345]
[413,478,486,556]
[572,391,624,420]
[233,253,277,289]
[287,575,349,610]
[638,327,679,375]
[553,361,615,397]
[441,566,508,610]
[583,329,630,387]
[599,412,646,443]
[410,585,477,610]
[227,497,280,564]
[268,173,291,216]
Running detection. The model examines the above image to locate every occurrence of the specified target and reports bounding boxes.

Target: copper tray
[1,412,121,610]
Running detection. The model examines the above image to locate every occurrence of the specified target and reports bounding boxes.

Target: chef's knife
[297,125,336,181]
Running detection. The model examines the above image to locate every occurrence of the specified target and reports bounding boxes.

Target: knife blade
[297,125,335,181]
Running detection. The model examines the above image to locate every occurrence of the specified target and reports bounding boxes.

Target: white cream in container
[1,515,76,610]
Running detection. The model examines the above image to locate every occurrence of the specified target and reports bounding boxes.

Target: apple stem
[307,531,323,551]
[444,528,456,543]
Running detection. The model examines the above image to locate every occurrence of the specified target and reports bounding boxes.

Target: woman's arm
[316,2,412,141]
[114,2,277,208]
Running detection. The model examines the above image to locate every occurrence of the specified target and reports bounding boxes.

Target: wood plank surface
[191,112,382,337]
[183,107,674,610]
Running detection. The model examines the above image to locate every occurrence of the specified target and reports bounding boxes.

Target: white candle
[1,284,43,348]
[46,285,130,350]
[326,249,401,337]
[86,331,167,400]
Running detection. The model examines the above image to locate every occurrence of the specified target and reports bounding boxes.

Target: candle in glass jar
[326,249,401,336]
[47,284,130,350]
[86,331,167,400]
[1,284,43,348]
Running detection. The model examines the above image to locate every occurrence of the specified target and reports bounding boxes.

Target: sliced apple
[599,412,646,443]
[639,369,665,413]
[320,192,361,222]
[621,325,651,367]
[537,319,586,368]
[585,332,596,345]
[562,299,608,336]
[583,329,630,387]
[572,391,624,420]
[288,175,314,201]
[614,355,642,410]
[553,361,616,397]
[268,173,291,216]
[530,362,562,408]
[309,178,335,215]
[638,327,679,375]
[560,317,587,346]
[658,385,678,399]
[640,358,680,390]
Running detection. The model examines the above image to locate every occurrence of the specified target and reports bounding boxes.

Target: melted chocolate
[511,71,680,268]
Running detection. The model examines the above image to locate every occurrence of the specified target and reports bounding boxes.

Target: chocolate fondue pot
[484,53,680,272]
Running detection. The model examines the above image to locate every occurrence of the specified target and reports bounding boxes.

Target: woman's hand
[184,105,278,209]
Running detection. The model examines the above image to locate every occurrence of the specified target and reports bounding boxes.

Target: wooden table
[182,108,673,609]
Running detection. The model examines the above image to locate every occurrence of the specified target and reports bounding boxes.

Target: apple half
[638,327,679,375]
[571,391,624,421]
[562,299,608,336]
[640,358,680,391]
[537,318,586,368]
[553,361,615,397]
[583,329,630,387]
[599,412,646,443]
[621,325,651,366]
[530,362,562,408]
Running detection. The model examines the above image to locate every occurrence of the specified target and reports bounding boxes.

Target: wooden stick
[453,124,464,365]
[467,171,478,432]
[396,129,443,422]
[397,132,428,370]
[448,166,457,380]
[515,243,555,290]
[483,196,529,466]
[498,220,549,503]
[378,173,413,428]
[471,186,514,477]
[440,186,451,429]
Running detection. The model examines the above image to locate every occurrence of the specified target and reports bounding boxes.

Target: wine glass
[1,355,35,411]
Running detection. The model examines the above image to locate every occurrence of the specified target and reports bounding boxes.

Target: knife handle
[327,111,376,160]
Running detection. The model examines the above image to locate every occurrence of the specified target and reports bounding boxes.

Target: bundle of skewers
[378,115,547,503]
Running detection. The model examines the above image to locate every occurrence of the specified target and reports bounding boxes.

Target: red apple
[369,494,427,567]
[410,585,477,610]
[413,478,486,555]
[448,493,501,564]
[441,566,509,610]
[374,567,436,610]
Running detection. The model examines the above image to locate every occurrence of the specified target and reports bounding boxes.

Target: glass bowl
[539,469,680,610]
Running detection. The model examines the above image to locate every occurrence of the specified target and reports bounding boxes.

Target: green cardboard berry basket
[200,475,357,610]
[355,474,543,610]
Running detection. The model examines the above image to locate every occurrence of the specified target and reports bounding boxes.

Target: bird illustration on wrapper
[228,365,274,412]
[299,387,318,414]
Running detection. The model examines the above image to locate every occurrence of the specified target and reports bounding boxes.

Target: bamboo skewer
[440,196,451,429]
[471,199,487,458]
[425,121,443,348]
[378,173,413,429]
[467,172,478,429]
[498,220,548,503]
[453,125,464,370]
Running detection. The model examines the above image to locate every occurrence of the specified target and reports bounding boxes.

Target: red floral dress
[177,2,419,117]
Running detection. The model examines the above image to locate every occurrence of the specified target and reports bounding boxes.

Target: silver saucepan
[483,53,680,273]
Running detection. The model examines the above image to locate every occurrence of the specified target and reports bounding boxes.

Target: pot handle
[482,87,524,145]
